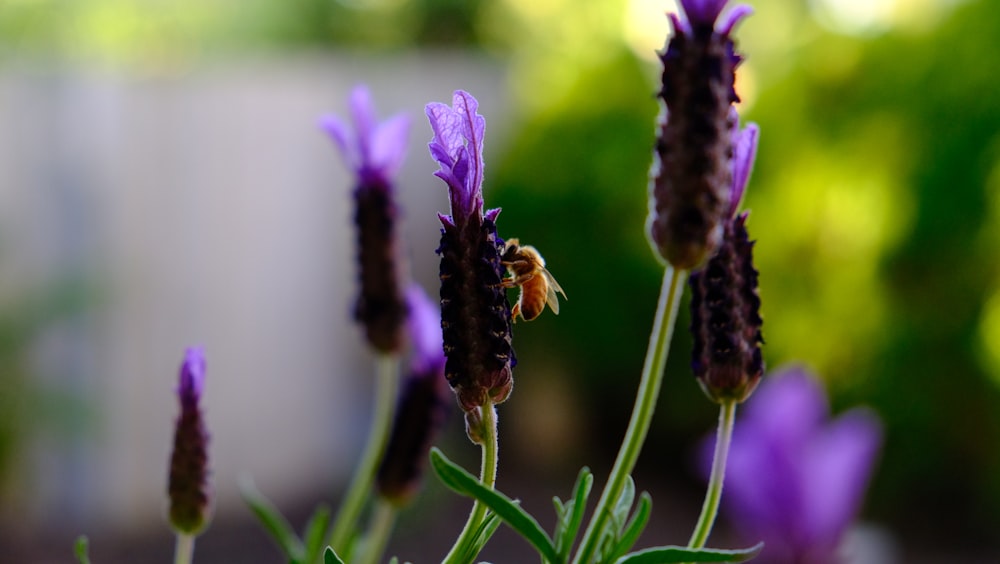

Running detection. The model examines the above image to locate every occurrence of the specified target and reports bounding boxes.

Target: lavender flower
[689,117,762,403]
[426,90,515,424]
[167,347,211,535]
[377,285,450,506]
[648,0,753,269]
[706,367,883,563]
[321,85,411,354]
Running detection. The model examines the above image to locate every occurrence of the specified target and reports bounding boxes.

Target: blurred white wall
[0,53,507,533]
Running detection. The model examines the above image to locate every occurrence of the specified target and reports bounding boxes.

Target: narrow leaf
[240,477,305,561]
[557,468,593,560]
[74,535,91,564]
[303,504,333,564]
[468,511,504,559]
[606,492,652,561]
[612,477,636,531]
[324,546,347,564]
[614,542,764,564]
[430,447,559,563]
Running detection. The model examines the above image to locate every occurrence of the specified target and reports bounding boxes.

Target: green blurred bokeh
[3,0,1000,553]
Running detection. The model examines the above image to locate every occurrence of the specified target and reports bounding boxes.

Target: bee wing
[542,269,566,314]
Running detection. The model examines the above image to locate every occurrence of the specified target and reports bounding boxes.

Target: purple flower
[320,85,412,353]
[689,116,762,403]
[707,367,883,563]
[647,0,753,268]
[377,285,450,505]
[426,90,515,434]
[168,347,211,535]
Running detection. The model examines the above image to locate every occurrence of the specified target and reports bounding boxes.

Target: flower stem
[687,398,737,549]
[173,533,195,564]
[442,401,499,564]
[360,498,398,564]
[573,266,686,564]
[329,354,401,555]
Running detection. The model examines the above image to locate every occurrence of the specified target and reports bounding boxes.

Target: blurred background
[1,0,999,561]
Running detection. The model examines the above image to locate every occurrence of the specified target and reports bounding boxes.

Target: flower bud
[648,0,752,268]
[321,85,411,353]
[167,347,211,535]
[427,91,516,420]
[689,212,763,403]
[376,286,450,505]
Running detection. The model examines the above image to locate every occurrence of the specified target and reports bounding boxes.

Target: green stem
[329,354,401,555]
[573,266,686,564]
[687,399,738,549]
[173,533,195,564]
[360,498,398,564]
[442,401,499,564]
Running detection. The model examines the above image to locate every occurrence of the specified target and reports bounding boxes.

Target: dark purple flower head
[689,116,762,403]
[377,285,451,505]
[168,347,211,536]
[704,367,883,563]
[321,85,411,353]
[648,0,752,269]
[426,91,515,431]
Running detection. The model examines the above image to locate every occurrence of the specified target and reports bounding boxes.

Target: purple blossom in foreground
[377,284,450,505]
[167,347,211,535]
[648,0,752,269]
[320,85,411,353]
[426,91,515,433]
[704,367,883,563]
[689,117,762,403]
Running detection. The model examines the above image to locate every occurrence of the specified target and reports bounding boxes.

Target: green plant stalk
[687,398,737,549]
[174,533,195,564]
[442,400,499,564]
[360,498,398,564]
[573,266,686,564]
[329,354,401,554]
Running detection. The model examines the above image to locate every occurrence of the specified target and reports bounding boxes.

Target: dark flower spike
[377,284,450,506]
[168,347,211,535]
[321,86,411,353]
[689,119,763,403]
[426,91,515,427]
[648,0,752,269]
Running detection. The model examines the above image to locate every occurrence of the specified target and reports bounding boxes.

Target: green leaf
[556,468,593,561]
[614,543,764,564]
[430,447,559,563]
[324,546,346,564]
[605,492,651,562]
[302,504,332,564]
[240,477,305,561]
[472,511,505,555]
[612,477,636,532]
[74,535,91,564]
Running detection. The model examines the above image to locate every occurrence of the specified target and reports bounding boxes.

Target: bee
[500,238,567,322]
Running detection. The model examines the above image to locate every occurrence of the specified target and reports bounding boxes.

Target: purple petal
[318,115,356,170]
[729,119,759,215]
[801,408,883,550]
[742,367,828,449]
[425,91,487,221]
[370,114,411,178]
[680,0,729,27]
[179,346,206,399]
[406,284,444,373]
[322,84,409,183]
[348,85,377,164]
[716,4,753,36]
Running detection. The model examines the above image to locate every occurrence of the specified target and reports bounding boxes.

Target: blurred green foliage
[3,0,1000,551]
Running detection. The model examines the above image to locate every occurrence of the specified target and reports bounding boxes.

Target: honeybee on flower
[500,238,567,322]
